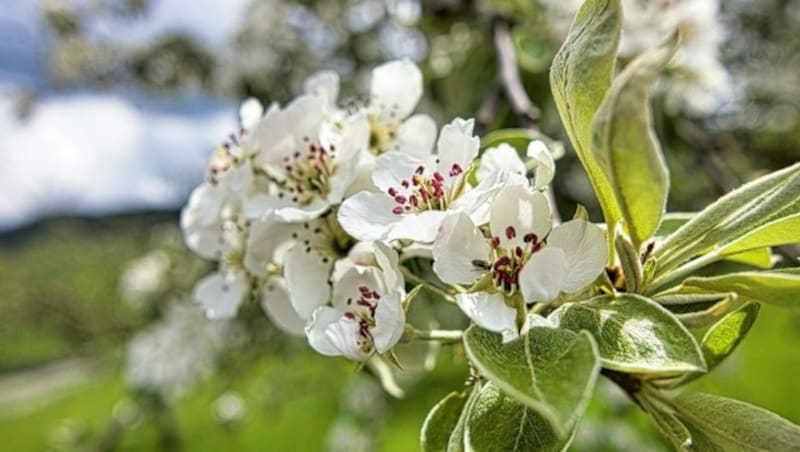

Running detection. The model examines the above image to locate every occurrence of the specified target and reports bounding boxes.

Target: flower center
[475,226,543,296]
[386,162,467,215]
[344,285,382,354]
[368,114,398,155]
[278,140,337,206]
[207,128,248,185]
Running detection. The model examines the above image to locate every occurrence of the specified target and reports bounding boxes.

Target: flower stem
[400,267,457,304]
[646,251,721,294]
[408,327,464,343]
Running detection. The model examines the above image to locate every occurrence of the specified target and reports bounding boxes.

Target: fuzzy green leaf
[550,0,623,251]
[555,294,706,374]
[421,390,470,452]
[655,163,800,271]
[591,32,677,248]
[681,269,800,308]
[719,213,800,256]
[463,326,599,437]
[465,383,574,452]
[639,396,692,449]
[672,393,800,451]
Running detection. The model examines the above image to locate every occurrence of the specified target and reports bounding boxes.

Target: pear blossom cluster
[181,59,608,364]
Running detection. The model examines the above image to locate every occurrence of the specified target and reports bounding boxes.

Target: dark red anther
[505,226,516,240]
[532,242,543,253]
[433,172,444,182]
[409,195,418,206]
[451,163,463,175]
[515,246,523,257]
[494,256,511,268]
[392,206,404,215]
[491,236,500,248]
[523,233,538,243]
[401,179,410,188]
[388,187,398,196]
[344,312,356,320]
[415,165,425,175]
[359,286,371,294]
[394,195,407,204]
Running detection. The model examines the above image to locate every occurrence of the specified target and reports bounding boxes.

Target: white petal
[449,169,525,227]
[242,193,292,220]
[251,104,289,155]
[326,318,369,361]
[304,70,340,108]
[306,306,342,356]
[370,59,423,122]
[477,143,525,181]
[332,266,382,310]
[526,140,555,189]
[372,150,427,194]
[260,278,305,336]
[373,241,404,293]
[456,292,518,341]
[243,215,296,276]
[519,247,568,304]
[239,98,264,130]
[338,191,399,241]
[436,118,479,177]
[432,213,491,285]
[372,291,406,353]
[545,219,607,293]
[180,184,227,259]
[386,210,447,243]
[285,94,325,145]
[394,114,437,157]
[490,185,552,250]
[284,244,332,319]
[344,151,378,197]
[274,199,331,223]
[193,271,248,319]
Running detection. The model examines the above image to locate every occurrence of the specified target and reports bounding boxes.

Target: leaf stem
[647,251,721,294]
[400,267,458,304]
[407,327,464,343]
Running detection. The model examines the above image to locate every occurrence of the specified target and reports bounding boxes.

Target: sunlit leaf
[554,294,706,374]
[421,390,469,452]
[591,32,677,248]
[463,326,599,436]
[680,269,800,308]
[719,213,800,256]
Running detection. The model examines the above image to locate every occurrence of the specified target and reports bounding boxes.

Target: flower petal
[338,191,399,241]
[545,219,607,293]
[306,306,342,356]
[369,59,423,122]
[395,114,437,157]
[243,214,296,276]
[490,185,552,250]
[386,210,447,243]
[332,266,381,310]
[304,70,340,108]
[193,271,248,319]
[432,213,491,285]
[372,150,426,194]
[526,140,555,189]
[456,292,518,342]
[372,291,406,353]
[284,243,332,319]
[260,278,305,336]
[373,241,404,293]
[239,98,264,130]
[436,118,479,177]
[477,143,525,181]
[519,246,568,304]
[326,318,368,361]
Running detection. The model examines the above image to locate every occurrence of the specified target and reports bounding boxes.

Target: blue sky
[0,0,252,230]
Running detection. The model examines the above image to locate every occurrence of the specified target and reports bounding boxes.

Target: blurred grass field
[0,214,798,451]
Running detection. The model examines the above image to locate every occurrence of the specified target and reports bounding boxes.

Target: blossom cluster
[181,60,607,362]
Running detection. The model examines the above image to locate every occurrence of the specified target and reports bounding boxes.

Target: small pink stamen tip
[344,312,356,320]
[388,187,398,196]
[392,206,405,215]
[394,195,407,204]
[491,236,500,248]
[371,291,380,299]
[415,165,425,175]
[409,195,418,206]
[450,163,463,176]
[523,233,538,243]
[359,286,370,293]
[505,226,516,240]
[433,172,444,182]
[495,256,511,268]
[515,246,523,257]
[401,180,410,188]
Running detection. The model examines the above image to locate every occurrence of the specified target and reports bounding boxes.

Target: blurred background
[0,0,799,450]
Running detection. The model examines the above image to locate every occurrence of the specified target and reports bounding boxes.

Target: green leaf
[655,212,695,238]
[465,383,574,452]
[638,395,692,449]
[719,213,800,256]
[512,26,553,73]
[655,162,800,271]
[681,269,800,308]
[462,326,599,436]
[616,234,644,293]
[555,294,706,374]
[550,0,623,253]
[421,390,469,452]
[672,393,800,451]
[591,32,677,248]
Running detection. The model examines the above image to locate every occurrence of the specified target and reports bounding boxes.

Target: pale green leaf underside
[681,269,800,308]
[673,392,800,451]
[463,326,599,437]
[555,294,706,374]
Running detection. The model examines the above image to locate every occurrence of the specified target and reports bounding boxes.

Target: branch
[492,17,540,127]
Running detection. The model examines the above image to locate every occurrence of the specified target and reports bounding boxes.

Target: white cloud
[0,93,235,230]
